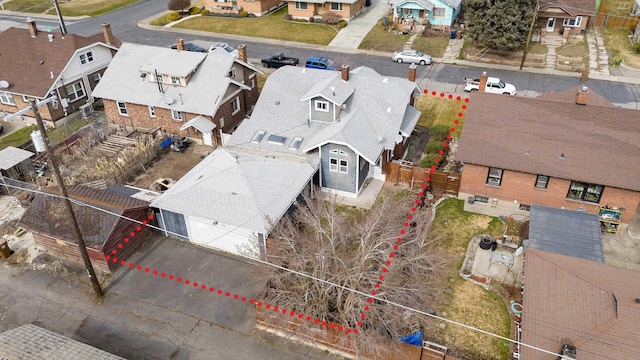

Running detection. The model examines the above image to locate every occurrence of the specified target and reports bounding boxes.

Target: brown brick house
[287,0,367,22]
[0,21,119,127]
[92,42,262,147]
[204,0,284,16]
[18,185,153,273]
[537,0,596,36]
[457,86,640,223]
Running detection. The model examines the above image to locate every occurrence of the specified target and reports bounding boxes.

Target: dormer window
[315,100,329,112]
[79,51,93,65]
[228,67,236,78]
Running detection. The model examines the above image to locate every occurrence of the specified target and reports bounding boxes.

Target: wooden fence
[593,2,640,30]
[386,162,461,196]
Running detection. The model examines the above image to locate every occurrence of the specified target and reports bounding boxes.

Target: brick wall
[0,93,66,123]
[460,163,640,223]
[288,0,364,20]
[288,2,316,18]
[238,0,281,15]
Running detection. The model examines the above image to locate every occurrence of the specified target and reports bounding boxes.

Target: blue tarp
[399,330,422,346]
[160,137,172,149]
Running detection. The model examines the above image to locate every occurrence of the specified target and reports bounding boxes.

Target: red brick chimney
[176,38,185,51]
[101,23,114,45]
[479,71,488,92]
[576,86,589,105]
[238,44,247,62]
[26,19,38,38]
[408,63,417,82]
[341,64,349,81]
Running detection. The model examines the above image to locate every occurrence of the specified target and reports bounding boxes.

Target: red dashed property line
[358,90,469,325]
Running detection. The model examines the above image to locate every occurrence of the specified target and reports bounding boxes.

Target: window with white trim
[220,117,225,128]
[79,51,94,65]
[65,82,85,102]
[315,100,329,112]
[22,95,30,103]
[339,159,348,173]
[329,158,338,172]
[535,175,549,189]
[0,91,15,105]
[231,96,240,114]
[295,1,307,9]
[156,74,163,83]
[563,16,582,27]
[567,181,603,203]
[117,101,128,115]
[486,167,503,186]
[250,78,255,88]
[93,73,101,84]
[148,106,156,118]
[432,7,445,17]
[331,3,343,11]
[228,67,236,78]
[171,76,181,84]
[171,109,182,120]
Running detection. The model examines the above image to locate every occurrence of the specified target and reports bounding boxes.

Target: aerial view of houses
[1,0,640,359]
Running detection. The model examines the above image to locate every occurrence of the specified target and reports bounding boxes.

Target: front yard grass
[415,95,466,138]
[556,36,589,59]
[3,0,54,13]
[0,125,38,152]
[172,7,338,45]
[47,117,91,145]
[602,28,640,69]
[413,34,450,58]
[358,19,410,52]
[602,0,636,15]
[4,0,138,16]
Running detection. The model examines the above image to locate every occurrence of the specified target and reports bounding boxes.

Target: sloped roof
[300,75,355,106]
[92,43,256,116]
[391,0,435,10]
[151,147,317,234]
[180,115,217,133]
[400,104,421,137]
[528,204,604,262]
[18,185,148,249]
[0,24,118,97]
[536,85,614,107]
[457,91,640,192]
[0,146,34,170]
[521,249,640,359]
[539,0,597,16]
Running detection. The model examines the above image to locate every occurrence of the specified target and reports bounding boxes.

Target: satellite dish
[395,134,403,144]
[164,97,175,105]
[0,80,9,89]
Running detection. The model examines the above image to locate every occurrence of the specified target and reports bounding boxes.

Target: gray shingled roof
[391,0,435,10]
[527,204,604,262]
[92,43,251,116]
[151,147,317,234]
[400,104,421,137]
[300,74,355,106]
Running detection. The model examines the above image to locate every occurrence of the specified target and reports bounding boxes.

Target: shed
[526,204,604,262]
[18,185,153,272]
[0,146,34,180]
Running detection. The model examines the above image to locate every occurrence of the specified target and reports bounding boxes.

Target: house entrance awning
[0,146,34,170]
[180,116,217,134]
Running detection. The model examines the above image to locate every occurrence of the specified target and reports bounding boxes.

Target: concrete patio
[332,178,384,209]
[461,235,525,288]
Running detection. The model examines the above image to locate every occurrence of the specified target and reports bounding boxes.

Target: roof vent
[387,107,391,113]
[559,153,565,160]
[635,298,640,304]
[48,33,53,42]
[558,344,577,360]
[275,100,280,105]
[382,78,389,83]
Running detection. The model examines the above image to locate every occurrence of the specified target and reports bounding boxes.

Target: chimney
[26,19,38,38]
[479,71,488,92]
[576,86,589,105]
[176,38,185,51]
[101,23,114,45]
[238,44,247,62]
[341,64,349,81]
[408,63,417,82]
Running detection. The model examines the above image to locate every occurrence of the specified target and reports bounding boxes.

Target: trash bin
[0,239,11,259]
[450,30,457,39]
[468,196,475,204]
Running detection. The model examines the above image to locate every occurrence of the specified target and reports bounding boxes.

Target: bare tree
[258,189,451,353]
[168,0,191,12]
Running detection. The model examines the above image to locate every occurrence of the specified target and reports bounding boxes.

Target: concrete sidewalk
[328,0,391,48]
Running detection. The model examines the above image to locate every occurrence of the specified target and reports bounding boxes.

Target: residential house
[204,0,284,16]
[18,185,153,273]
[520,248,640,359]
[391,0,462,31]
[537,0,596,35]
[457,86,640,224]
[0,21,120,127]
[151,65,422,257]
[0,146,35,182]
[92,41,261,147]
[288,0,367,22]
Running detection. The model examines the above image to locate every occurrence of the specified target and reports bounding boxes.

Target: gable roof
[151,147,317,234]
[527,204,604,262]
[539,0,597,17]
[91,43,258,116]
[391,0,461,10]
[457,91,640,192]
[18,185,148,249]
[0,24,118,98]
[521,249,640,359]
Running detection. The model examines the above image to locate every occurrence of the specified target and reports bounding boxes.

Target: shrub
[189,6,201,14]
[309,17,315,23]
[418,154,442,168]
[201,9,210,16]
[284,13,292,20]
[166,12,182,22]
[428,124,450,141]
[337,20,347,28]
[610,55,623,67]
[322,11,341,25]
[633,43,640,55]
[424,140,444,154]
[239,11,248,17]
[168,0,191,12]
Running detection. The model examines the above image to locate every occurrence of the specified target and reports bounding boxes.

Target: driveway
[106,234,263,333]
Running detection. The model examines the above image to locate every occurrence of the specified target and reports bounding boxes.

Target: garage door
[186,215,256,256]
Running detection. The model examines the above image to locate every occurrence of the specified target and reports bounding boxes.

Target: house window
[331,3,343,11]
[22,95,30,103]
[79,51,94,65]
[563,16,582,27]
[295,2,307,9]
[339,159,348,173]
[330,158,338,172]
[231,96,240,114]
[171,109,182,120]
[220,117,225,128]
[93,73,101,84]
[0,91,15,105]
[315,101,329,112]
[170,76,180,84]
[148,106,156,118]
[486,167,503,186]
[65,82,85,102]
[535,175,549,189]
[432,7,445,17]
[250,78,255,88]
[567,181,604,203]
[156,74,163,83]
[117,101,128,115]
[329,149,348,156]
[228,68,236,78]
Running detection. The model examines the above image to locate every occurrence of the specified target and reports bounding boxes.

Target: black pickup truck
[261,53,300,68]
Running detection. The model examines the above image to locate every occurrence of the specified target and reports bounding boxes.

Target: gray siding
[310,96,334,123]
[357,155,369,193]
[320,143,356,193]
[159,209,188,239]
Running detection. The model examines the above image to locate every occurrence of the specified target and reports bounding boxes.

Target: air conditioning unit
[79,103,93,118]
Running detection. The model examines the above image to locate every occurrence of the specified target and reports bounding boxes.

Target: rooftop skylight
[251,130,266,143]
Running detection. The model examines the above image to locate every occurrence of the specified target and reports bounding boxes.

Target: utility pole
[30,99,104,298]
[52,0,67,35]
[520,0,540,70]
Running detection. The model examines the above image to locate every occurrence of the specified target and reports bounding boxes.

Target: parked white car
[209,43,239,58]
[392,49,432,65]
[464,76,517,96]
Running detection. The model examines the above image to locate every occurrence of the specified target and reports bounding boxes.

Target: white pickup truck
[464,76,517,96]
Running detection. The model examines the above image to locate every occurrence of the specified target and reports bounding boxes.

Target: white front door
[203,131,213,146]
[546,18,555,32]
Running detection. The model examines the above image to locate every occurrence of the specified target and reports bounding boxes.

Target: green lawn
[358,19,410,52]
[47,117,91,145]
[415,94,466,138]
[4,0,137,16]
[173,7,338,45]
[0,125,38,152]
[602,28,640,69]
[413,34,450,58]
[556,37,589,59]
[3,0,53,13]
